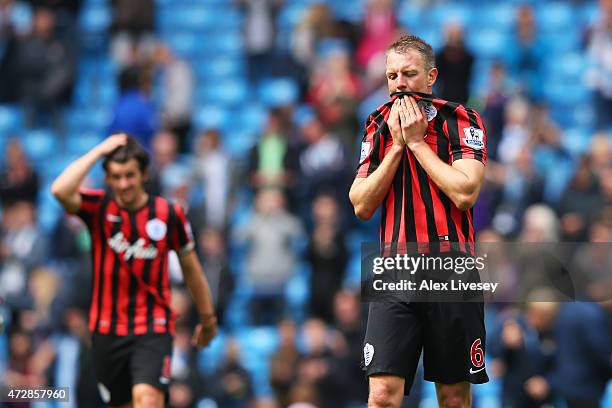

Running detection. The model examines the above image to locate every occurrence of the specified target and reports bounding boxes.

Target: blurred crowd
[0,0,611,407]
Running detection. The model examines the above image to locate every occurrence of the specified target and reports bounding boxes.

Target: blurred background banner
[0,0,611,407]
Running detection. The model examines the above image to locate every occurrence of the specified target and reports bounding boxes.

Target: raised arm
[398,97,485,210]
[349,101,406,220]
[179,250,217,348]
[51,134,127,213]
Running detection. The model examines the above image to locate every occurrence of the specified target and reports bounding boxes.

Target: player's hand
[398,96,428,149]
[95,133,128,156]
[192,315,217,349]
[387,99,405,148]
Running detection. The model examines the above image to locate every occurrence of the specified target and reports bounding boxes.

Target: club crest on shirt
[146,218,167,241]
[418,101,437,122]
[364,343,374,367]
[462,127,484,150]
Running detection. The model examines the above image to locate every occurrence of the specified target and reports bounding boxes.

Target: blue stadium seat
[397,2,426,29]
[466,28,508,59]
[78,4,111,34]
[66,131,105,156]
[0,105,23,136]
[237,104,267,134]
[541,31,580,55]
[536,2,573,33]
[38,187,63,232]
[193,105,230,130]
[157,7,226,32]
[473,3,515,31]
[194,57,246,81]
[197,330,227,375]
[201,80,248,107]
[164,33,201,59]
[221,130,259,158]
[22,129,58,163]
[277,3,309,32]
[430,3,471,27]
[328,0,365,23]
[285,263,310,321]
[258,78,299,108]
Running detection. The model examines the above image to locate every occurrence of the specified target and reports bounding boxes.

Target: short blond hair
[387,35,436,71]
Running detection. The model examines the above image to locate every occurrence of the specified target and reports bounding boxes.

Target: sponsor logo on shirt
[108,232,158,260]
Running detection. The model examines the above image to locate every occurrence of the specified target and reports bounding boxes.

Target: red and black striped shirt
[76,189,195,336]
[356,92,487,251]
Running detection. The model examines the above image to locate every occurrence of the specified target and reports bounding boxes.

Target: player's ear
[427,67,438,88]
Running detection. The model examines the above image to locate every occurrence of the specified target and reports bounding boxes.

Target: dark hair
[387,35,436,71]
[119,66,141,92]
[102,134,150,173]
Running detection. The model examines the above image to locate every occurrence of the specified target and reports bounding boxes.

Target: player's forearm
[409,142,480,210]
[350,145,404,220]
[51,147,102,205]
[181,256,216,318]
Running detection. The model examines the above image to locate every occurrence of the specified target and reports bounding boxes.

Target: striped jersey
[77,189,195,336]
[356,92,487,252]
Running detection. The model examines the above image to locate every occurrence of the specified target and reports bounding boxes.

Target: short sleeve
[355,114,384,178]
[76,189,106,224]
[447,107,487,165]
[169,203,195,256]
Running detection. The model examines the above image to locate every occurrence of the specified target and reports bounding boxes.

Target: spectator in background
[296,318,347,408]
[193,129,231,230]
[307,194,347,323]
[14,6,74,128]
[0,201,48,304]
[269,318,300,406]
[5,326,55,389]
[489,292,559,408]
[154,43,194,152]
[197,228,234,326]
[506,4,543,100]
[0,139,39,208]
[0,0,32,103]
[482,62,512,162]
[292,3,335,74]
[497,97,531,166]
[586,0,612,130]
[248,108,299,194]
[490,147,544,236]
[110,0,155,67]
[297,115,347,209]
[168,325,205,408]
[435,22,474,105]
[559,156,601,241]
[107,66,157,148]
[355,0,399,69]
[235,188,303,325]
[208,339,254,407]
[553,300,612,408]
[307,43,362,152]
[589,132,611,176]
[237,0,283,83]
[332,290,368,405]
[148,129,181,197]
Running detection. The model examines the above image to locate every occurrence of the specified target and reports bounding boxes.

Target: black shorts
[91,332,173,407]
[362,301,489,395]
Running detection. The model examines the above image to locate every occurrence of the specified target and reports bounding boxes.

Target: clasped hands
[388,96,429,150]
